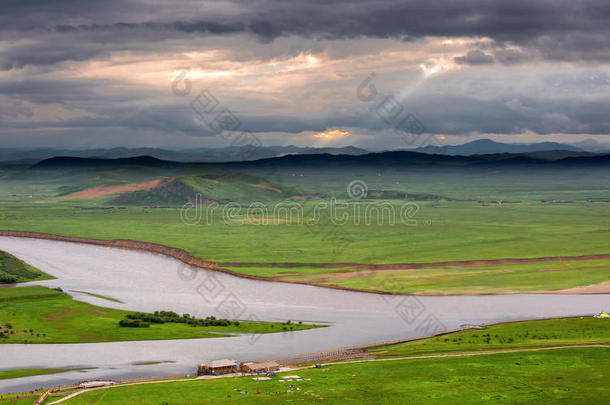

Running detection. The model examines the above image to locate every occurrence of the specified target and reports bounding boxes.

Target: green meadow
[304,258,610,294]
[1,201,609,265]
[3,316,610,404]
[0,368,84,381]
[43,348,610,404]
[1,200,609,294]
[367,316,610,357]
[0,163,609,294]
[0,286,319,344]
[0,391,43,405]
[68,290,123,303]
[0,249,53,284]
[31,316,610,404]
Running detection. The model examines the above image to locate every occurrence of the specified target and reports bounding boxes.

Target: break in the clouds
[1,0,609,149]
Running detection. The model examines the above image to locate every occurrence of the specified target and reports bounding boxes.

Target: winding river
[0,236,608,393]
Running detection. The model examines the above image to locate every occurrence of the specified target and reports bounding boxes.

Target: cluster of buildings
[197,359,280,376]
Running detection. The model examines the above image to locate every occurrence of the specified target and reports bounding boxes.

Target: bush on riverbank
[0,274,18,284]
[119,311,237,328]
[1,286,321,344]
[119,319,150,328]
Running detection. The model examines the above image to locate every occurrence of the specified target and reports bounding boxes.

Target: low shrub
[119,319,150,328]
[118,310,233,328]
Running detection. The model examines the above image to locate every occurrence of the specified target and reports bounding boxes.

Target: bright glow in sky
[314,129,352,139]
[1,1,609,149]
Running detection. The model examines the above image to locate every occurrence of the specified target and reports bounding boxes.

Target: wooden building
[239,360,280,374]
[197,359,237,376]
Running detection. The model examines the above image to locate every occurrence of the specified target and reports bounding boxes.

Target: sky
[1,0,610,150]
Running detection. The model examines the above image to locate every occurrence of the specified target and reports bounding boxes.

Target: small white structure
[79,381,117,388]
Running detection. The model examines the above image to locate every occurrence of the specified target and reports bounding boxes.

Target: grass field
[39,347,610,404]
[0,368,84,381]
[68,290,123,303]
[301,258,610,294]
[3,316,609,403]
[2,200,610,264]
[1,163,609,294]
[32,315,610,404]
[0,392,42,405]
[0,249,53,284]
[1,200,609,294]
[367,316,610,357]
[0,286,320,344]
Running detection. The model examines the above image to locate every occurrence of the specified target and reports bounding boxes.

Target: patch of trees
[118,310,238,328]
[0,274,18,284]
[119,319,150,328]
[0,323,17,338]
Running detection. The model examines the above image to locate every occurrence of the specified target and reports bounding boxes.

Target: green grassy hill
[111,173,306,205]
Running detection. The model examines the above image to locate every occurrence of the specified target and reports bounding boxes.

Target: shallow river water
[0,236,608,393]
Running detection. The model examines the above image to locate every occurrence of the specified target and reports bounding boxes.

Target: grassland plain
[35,349,610,404]
[0,391,43,405]
[1,198,609,294]
[2,316,609,403]
[366,316,610,356]
[242,164,610,202]
[1,162,609,294]
[0,249,53,284]
[14,316,607,404]
[2,201,610,264]
[285,258,610,294]
[0,369,85,381]
[0,286,320,344]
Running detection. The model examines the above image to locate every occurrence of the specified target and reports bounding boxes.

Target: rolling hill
[111,173,305,205]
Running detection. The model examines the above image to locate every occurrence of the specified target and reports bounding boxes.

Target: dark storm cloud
[0,77,160,105]
[3,0,610,69]
[5,75,609,137]
[492,49,533,65]
[0,79,99,107]
[0,45,103,71]
[239,94,610,136]
[454,50,494,66]
[2,0,610,148]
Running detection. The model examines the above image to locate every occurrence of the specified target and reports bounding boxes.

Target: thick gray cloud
[3,68,609,138]
[2,0,610,148]
[454,50,494,66]
[3,0,610,69]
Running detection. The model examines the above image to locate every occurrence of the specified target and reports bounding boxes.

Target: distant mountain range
[33,155,174,169]
[411,139,608,155]
[2,139,609,165]
[0,145,369,163]
[29,149,610,171]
